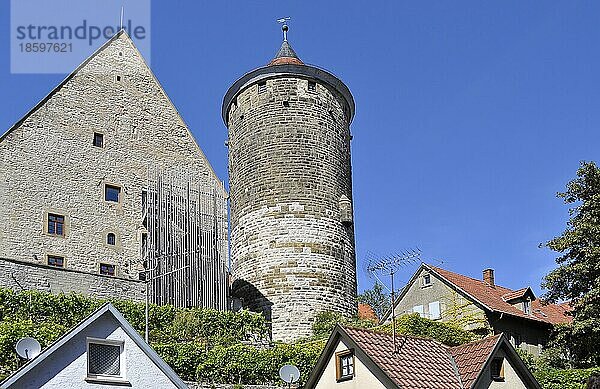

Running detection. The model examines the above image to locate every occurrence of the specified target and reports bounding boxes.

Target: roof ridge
[426,264,517,292]
[342,325,449,346]
[448,333,503,352]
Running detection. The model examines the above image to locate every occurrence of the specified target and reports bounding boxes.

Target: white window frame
[422,273,432,287]
[412,305,425,317]
[429,301,441,320]
[85,337,127,384]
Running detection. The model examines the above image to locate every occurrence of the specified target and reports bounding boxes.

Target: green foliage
[534,367,600,389]
[542,161,600,367]
[0,288,270,384]
[357,282,390,320]
[516,349,538,373]
[152,342,205,381]
[196,342,324,385]
[311,311,375,340]
[377,313,477,346]
[513,346,600,389]
[312,311,475,347]
[0,320,66,379]
[441,290,490,332]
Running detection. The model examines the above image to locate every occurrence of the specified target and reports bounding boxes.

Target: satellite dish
[15,337,41,360]
[279,364,300,384]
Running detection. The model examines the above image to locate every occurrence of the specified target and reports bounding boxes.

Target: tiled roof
[344,327,464,389]
[449,334,502,388]
[269,41,304,66]
[426,265,572,325]
[501,288,530,302]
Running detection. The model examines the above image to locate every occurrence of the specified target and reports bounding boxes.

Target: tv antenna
[277,17,291,41]
[279,364,300,388]
[366,248,421,355]
[15,337,41,360]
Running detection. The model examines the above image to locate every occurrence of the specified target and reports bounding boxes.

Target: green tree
[357,282,390,320]
[542,161,600,367]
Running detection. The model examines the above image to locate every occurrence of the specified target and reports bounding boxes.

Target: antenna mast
[120,6,124,30]
[366,249,421,354]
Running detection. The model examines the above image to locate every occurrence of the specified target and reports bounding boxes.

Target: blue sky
[1,2,598,296]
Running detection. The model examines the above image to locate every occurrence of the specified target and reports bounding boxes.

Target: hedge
[534,367,600,389]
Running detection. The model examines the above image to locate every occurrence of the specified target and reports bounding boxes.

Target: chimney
[483,268,495,287]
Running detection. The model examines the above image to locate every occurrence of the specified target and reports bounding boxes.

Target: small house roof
[0,303,187,389]
[305,325,541,389]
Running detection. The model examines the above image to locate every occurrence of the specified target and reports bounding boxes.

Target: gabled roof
[502,287,535,303]
[0,303,187,389]
[424,264,572,325]
[0,30,225,194]
[305,326,541,389]
[344,327,463,389]
[448,334,502,388]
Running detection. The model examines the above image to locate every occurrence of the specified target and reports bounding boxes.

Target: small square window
[93,132,104,147]
[87,339,123,380]
[308,80,316,92]
[100,263,116,276]
[105,185,121,203]
[48,213,65,236]
[422,274,431,287]
[107,233,116,246]
[47,255,64,268]
[491,358,504,381]
[116,75,121,82]
[335,350,354,382]
[258,81,266,93]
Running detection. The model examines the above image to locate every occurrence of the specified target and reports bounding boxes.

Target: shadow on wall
[230,279,273,336]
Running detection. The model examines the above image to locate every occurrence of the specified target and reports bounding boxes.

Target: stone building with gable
[0,31,228,309]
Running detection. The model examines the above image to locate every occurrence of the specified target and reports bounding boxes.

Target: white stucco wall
[476,349,530,389]
[7,312,179,388]
[313,340,387,389]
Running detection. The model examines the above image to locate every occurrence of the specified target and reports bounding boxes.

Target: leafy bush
[534,367,600,389]
[311,311,375,339]
[0,320,66,379]
[0,288,269,383]
[152,342,206,381]
[375,313,477,346]
[196,341,324,385]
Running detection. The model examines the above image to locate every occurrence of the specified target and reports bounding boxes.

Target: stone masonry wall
[0,257,145,301]
[0,33,226,294]
[227,75,357,341]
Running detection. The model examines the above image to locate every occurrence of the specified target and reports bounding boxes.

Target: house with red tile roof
[383,263,572,355]
[305,325,540,389]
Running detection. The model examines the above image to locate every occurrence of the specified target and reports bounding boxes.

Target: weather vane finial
[277,17,291,41]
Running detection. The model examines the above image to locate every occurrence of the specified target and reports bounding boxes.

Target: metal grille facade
[142,169,228,310]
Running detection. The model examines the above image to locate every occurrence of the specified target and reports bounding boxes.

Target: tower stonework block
[223,35,357,341]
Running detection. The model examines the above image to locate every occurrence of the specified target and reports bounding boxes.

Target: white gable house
[0,303,187,389]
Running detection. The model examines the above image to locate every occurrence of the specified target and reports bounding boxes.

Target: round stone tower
[222,26,357,341]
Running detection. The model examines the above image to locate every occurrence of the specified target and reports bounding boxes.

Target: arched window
[107,233,116,246]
